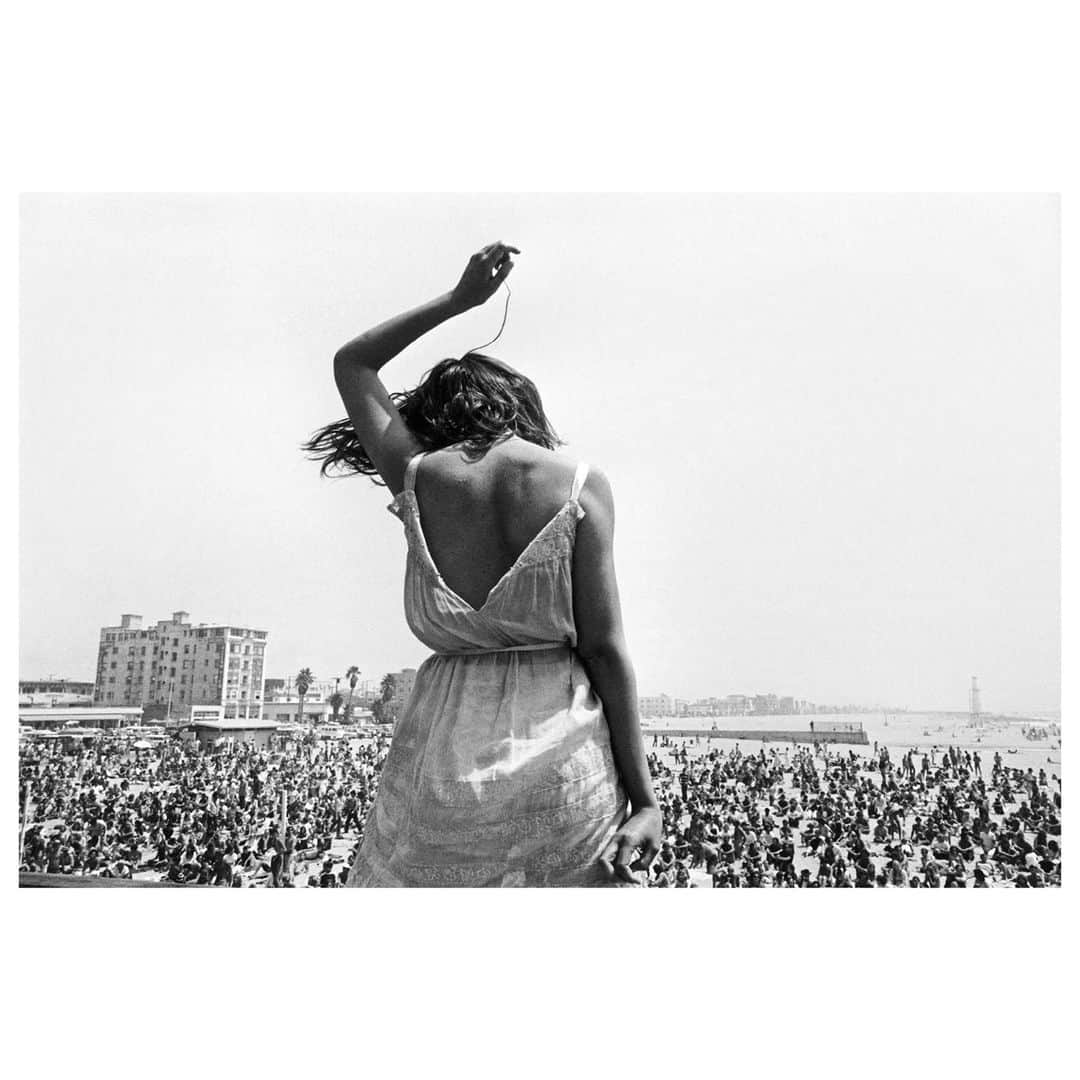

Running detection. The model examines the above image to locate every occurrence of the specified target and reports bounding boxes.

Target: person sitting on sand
[923,859,942,888]
[654,842,676,878]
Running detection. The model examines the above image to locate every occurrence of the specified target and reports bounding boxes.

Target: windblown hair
[302,353,563,481]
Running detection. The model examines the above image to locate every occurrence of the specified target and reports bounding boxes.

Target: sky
[19,194,1060,713]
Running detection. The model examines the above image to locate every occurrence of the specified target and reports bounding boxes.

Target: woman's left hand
[450,242,519,311]
[600,806,663,884]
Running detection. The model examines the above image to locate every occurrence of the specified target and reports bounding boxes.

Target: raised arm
[572,467,662,883]
[333,242,519,493]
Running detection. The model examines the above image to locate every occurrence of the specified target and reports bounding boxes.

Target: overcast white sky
[19,194,1059,713]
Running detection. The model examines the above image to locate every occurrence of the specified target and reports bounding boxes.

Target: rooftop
[187,717,281,730]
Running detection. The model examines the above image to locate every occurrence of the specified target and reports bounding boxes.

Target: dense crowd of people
[18,732,391,886]
[18,728,1061,888]
[644,735,1062,887]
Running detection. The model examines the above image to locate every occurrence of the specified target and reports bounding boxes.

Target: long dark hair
[302,352,563,480]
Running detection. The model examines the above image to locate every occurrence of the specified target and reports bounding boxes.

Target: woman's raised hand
[450,242,520,312]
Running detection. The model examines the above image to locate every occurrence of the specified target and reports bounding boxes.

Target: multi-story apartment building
[92,611,267,721]
[639,693,675,717]
[391,668,417,704]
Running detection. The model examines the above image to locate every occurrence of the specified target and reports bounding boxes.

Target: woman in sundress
[304,241,661,887]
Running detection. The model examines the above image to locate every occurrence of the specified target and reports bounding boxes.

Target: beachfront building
[262,678,289,700]
[639,693,676,717]
[20,678,95,695]
[19,678,95,708]
[187,715,280,750]
[686,697,725,718]
[92,611,268,722]
[392,668,417,703]
[261,698,335,725]
[266,678,337,702]
[19,706,143,731]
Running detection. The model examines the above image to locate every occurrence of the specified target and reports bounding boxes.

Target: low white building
[19,706,144,731]
[260,698,334,725]
[187,716,281,749]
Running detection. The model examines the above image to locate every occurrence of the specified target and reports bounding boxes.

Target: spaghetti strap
[386,451,426,519]
[569,461,590,514]
[404,451,426,494]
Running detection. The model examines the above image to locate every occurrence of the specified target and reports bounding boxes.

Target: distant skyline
[20,195,1060,714]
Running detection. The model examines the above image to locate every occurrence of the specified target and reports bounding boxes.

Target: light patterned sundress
[347,450,630,887]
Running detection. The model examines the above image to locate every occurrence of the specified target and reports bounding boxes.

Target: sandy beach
[642,711,1060,887]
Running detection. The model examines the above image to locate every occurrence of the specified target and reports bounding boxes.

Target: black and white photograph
[6,6,1075,1077]
[18,194,1060,890]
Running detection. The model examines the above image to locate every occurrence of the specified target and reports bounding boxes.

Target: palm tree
[329,691,344,723]
[377,673,398,725]
[295,667,314,726]
[344,665,360,724]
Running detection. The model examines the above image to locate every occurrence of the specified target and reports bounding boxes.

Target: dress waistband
[434,641,569,657]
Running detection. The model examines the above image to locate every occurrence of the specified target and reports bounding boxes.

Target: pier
[646,726,869,746]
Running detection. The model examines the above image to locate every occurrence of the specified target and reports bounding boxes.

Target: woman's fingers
[600,828,654,883]
[614,836,640,882]
[634,842,659,871]
[597,833,620,879]
[479,241,520,264]
[492,258,514,286]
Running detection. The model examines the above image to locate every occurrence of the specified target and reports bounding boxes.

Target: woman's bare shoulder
[577,462,614,517]
[500,439,580,493]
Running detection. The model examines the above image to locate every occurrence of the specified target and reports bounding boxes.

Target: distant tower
[969,676,982,726]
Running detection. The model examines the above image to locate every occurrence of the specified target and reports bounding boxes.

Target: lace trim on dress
[394,489,581,597]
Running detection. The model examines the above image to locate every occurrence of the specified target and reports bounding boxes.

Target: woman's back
[411,435,581,612]
[353,440,629,887]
